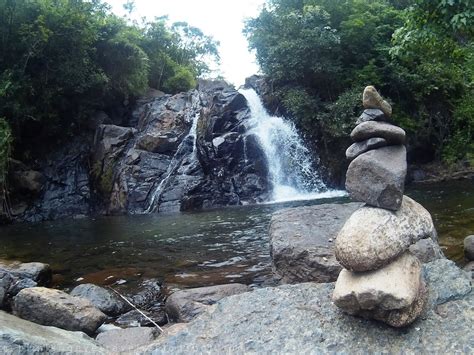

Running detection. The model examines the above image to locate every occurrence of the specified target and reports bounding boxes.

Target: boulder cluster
[332,86,437,327]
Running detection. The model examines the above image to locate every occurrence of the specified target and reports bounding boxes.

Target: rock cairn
[332,86,437,327]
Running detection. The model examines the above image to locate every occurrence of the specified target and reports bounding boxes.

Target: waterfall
[144,113,200,213]
[239,88,345,202]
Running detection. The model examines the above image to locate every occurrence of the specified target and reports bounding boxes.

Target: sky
[106,0,265,86]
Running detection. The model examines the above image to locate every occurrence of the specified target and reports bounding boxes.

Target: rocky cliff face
[7,80,271,223]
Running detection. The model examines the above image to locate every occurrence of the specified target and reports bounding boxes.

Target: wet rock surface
[165,283,251,322]
[12,287,106,334]
[335,196,436,272]
[269,203,363,283]
[139,260,472,354]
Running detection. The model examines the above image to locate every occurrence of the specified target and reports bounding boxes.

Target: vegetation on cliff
[0,0,219,183]
[245,0,474,165]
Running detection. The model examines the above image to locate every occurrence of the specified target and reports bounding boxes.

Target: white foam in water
[239,88,346,203]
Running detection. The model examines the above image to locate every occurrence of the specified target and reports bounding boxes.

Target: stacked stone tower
[332,86,437,327]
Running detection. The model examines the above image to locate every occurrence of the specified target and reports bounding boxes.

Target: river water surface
[0,181,472,291]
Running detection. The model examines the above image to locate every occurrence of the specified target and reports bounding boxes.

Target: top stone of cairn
[363,86,392,118]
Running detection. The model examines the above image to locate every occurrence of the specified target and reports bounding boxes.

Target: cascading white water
[239,88,345,202]
[144,112,200,213]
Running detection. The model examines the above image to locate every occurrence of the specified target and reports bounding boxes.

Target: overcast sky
[106,0,265,86]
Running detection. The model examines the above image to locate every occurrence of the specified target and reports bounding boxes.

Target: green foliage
[0,0,219,164]
[245,0,474,163]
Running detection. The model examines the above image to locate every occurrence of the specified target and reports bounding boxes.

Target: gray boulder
[140,260,472,354]
[345,145,407,210]
[409,238,444,263]
[12,287,106,334]
[464,235,474,260]
[269,203,363,283]
[0,260,52,286]
[463,262,474,281]
[351,121,405,144]
[335,196,436,272]
[345,137,388,160]
[0,311,105,354]
[356,109,386,125]
[96,327,158,352]
[70,283,130,316]
[165,284,250,322]
[0,271,14,307]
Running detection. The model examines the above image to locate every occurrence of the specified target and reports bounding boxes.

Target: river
[0,180,472,291]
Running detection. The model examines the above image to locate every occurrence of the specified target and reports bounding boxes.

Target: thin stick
[107,286,163,333]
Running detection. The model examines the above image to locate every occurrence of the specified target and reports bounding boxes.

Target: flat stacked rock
[333,86,432,327]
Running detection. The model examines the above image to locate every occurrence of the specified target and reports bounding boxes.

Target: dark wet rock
[0,271,14,307]
[127,279,162,309]
[345,137,388,160]
[140,260,472,354]
[346,145,407,210]
[13,137,93,222]
[7,278,37,298]
[464,235,474,261]
[0,311,105,354]
[70,283,130,316]
[165,284,251,322]
[351,121,405,144]
[10,169,44,194]
[269,202,363,283]
[335,196,436,272]
[96,327,158,352]
[356,109,386,125]
[115,308,167,327]
[409,237,444,263]
[0,260,52,286]
[12,287,106,334]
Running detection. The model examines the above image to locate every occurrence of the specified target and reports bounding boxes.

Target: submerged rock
[96,327,158,352]
[12,287,106,334]
[269,203,363,283]
[333,252,422,313]
[0,311,105,354]
[345,137,388,160]
[335,196,436,272]
[70,283,130,316]
[351,121,405,144]
[345,145,407,210]
[139,260,472,354]
[165,284,250,322]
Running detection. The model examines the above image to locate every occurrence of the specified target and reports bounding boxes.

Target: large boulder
[140,260,472,354]
[332,252,425,327]
[70,283,130,316]
[345,145,407,210]
[351,121,405,145]
[96,327,158,352]
[0,271,14,307]
[12,287,106,334]
[335,196,436,272]
[269,203,363,283]
[165,284,251,322]
[0,311,105,354]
